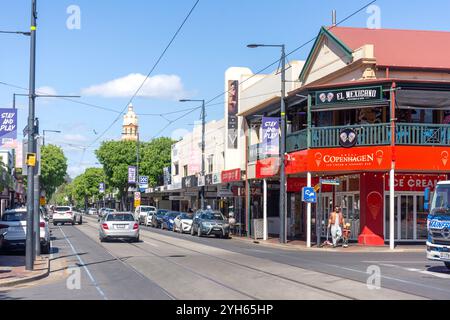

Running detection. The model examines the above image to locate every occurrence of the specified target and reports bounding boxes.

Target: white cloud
[81,73,188,100]
[36,86,57,96]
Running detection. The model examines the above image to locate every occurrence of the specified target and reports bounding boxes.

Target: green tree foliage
[71,168,106,208]
[140,137,174,187]
[95,138,173,208]
[41,145,68,200]
[50,182,73,206]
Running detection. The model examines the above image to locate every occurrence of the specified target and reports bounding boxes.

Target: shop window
[183,165,188,177]
[174,163,179,176]
[207,155,213,174]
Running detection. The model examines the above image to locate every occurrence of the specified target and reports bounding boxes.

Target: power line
[88,0,201,148]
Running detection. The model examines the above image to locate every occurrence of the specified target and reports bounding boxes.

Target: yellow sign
[134,199,141,207]
[314,184,321,192]
[27,153,37,167]
[40,196,46,206]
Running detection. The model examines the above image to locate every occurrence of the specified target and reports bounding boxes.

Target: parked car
[88,208,98,215]
[0,223,8,251]
[135,206,156,225]
[99,212,139,243]
[161,211,179,230]
[1,208,51,254]
[143,210,156,227]
[173,213,193,233]
[191,210,230,238]
[53,206,82,226]
[151,209,169,228]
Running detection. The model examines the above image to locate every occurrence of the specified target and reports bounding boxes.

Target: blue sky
[1,0,450,178]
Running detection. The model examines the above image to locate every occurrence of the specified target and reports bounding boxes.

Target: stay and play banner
[0,108,17,148]
[262,117,280,156]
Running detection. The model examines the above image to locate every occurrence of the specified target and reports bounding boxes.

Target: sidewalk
[230,235,425,253]
[0,255,50,288]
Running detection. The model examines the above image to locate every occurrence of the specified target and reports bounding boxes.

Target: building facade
[122,104,139,141]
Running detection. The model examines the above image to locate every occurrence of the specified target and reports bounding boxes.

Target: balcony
[286,123,450,153]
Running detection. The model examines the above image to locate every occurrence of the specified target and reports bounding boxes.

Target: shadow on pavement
[427,265,450,274]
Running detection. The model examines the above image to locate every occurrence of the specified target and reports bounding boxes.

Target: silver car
[99,212,139,243]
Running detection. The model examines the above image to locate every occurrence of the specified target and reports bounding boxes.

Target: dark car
[191,210,230,238]
[151,209,169,228]
[161,211,180,230]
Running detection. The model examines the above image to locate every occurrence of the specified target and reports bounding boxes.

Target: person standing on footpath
[328,206,345,248]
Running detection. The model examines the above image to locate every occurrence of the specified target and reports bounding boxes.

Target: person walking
[328,206,345,248]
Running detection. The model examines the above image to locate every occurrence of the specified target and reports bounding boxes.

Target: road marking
[379,263,450,279]
[59,227,108,300]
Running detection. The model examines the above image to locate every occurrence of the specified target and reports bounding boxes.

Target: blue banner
[0,109,17,148]
[262,117,280,156]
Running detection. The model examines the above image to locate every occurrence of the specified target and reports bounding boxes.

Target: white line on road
[380,264,450,279]
[59,227,108,300]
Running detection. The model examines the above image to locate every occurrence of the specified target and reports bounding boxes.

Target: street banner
[163,167,171,186]
[262,117,280,155]
[139,176,149,189]
[128,166,137,184]
[99,183,105,194]
[0,109,17,148]
[227,80,239,149]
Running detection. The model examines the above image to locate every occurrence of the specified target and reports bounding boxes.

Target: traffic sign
[302,187,317,203]
[40,196,46,206]
[26,153,36,167]
[320,178,340,186]
[139,176,149,189]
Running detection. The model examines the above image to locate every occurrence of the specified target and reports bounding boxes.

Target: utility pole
[280,45,287,244]
[201,100,205,211]
[179,99,206,210]
[25,0,37,271]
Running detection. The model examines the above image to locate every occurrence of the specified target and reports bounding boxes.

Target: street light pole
[26,0,37,270]
[247,44,287,244]
[180,99,206,210]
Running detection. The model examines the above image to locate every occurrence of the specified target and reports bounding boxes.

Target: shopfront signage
[217,185,234,197]
[182,175,198,189]
[339,128,358,148]
[221,169,241,183]
[198,175,206,187]
[302,187,317,203]
[256,157,280,179]
[315,86,383,106]
[385,174,447,192]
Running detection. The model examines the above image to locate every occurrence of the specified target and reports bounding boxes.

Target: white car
[53,206,82,226]
[99,212,139,243]
[88,208,98,215]
[1,208,51,254]
[173,213,193,233]
[135,206,156,225]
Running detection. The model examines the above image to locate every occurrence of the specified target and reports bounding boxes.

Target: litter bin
[251,219,264,240]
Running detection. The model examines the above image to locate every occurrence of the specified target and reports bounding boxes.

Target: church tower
[122,103,138,141]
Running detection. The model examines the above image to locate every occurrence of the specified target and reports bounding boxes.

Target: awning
[396,89,450,109]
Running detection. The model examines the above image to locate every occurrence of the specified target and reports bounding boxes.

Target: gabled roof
[299,26,450,82]
[330,26,450,70]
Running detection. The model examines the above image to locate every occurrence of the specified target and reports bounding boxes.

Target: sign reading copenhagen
[310,147,392,172]
[316,86,383,105]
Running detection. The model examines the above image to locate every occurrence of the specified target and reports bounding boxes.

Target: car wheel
[191,226,195,236]
[445,262,450,270]
[215,234,221,238]
[172,225,176,232]
[53,222,57,226]
[78,217,82,225]
[197,227,202,237]
[224,233,230,239]
[134,236,140,243]
[72,220,75,226]
[100,237,106,243]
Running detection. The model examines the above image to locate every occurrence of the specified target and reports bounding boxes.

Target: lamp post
[179,99,206,210]
[247,44,287,244]
[43,130,62,146]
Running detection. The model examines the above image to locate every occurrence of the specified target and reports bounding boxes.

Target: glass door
[400,195,414,240]
[336,193,360,240]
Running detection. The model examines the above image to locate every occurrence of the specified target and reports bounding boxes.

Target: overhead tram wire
[87,0,201,148]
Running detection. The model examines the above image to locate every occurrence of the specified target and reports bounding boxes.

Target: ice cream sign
[0,109,17,147]
[385,174,447,192]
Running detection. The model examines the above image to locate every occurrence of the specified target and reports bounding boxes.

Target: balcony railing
[285,123,450,153]
[396,123,450,146]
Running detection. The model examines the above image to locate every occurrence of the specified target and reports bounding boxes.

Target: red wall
[359,173,385,246]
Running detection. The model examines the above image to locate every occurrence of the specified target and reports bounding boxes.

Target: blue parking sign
[302,187,317,203]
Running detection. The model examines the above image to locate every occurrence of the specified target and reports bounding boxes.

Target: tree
[140,137,174,187]
[50,182,73,206]
[71,168,106,209]
[41,144,68,200]
[96,140,142,209]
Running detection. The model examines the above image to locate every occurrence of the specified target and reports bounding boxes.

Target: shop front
[220,169,246,235]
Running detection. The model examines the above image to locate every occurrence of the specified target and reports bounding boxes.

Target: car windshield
[180,213,193,220]
[156,210,168,216]
[200,211,224,221]
[168,212,179,218]
[141,207,155,212]
[106,214,135,222]
[431,185,450,215]
[2,211,27,222]
[55,207,70,212]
